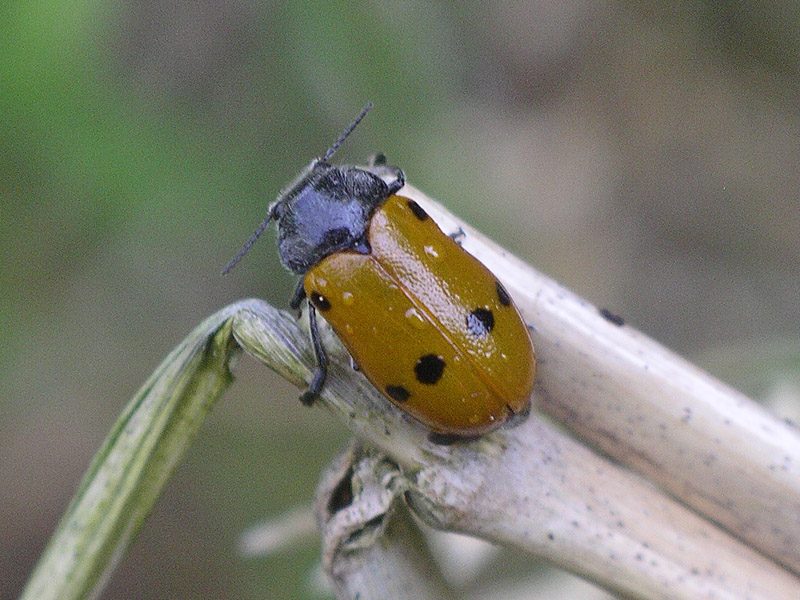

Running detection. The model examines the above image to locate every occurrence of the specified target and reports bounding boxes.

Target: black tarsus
[386,168,405,194]
[369,152,387,166]
[428,432,471,446]
[289,279,306,310]
[299,302,328,406]
[449,227,466,244]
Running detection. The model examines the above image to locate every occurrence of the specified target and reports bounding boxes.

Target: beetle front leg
[289,279,306,311]
[299,302,328,406]
[386,167,405,195]
[367,153,405,195]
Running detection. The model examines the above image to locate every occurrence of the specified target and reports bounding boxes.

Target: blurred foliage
[2,1,799,599]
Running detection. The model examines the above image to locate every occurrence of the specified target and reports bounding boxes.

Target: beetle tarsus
[289,279,306,310]
[300,302,328,406]
[386,167,405,194]
[428,432,466,446]
[449,227,466,244]
[368,152,387,166]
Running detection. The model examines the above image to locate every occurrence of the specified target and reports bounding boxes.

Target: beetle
[225,104,536,440]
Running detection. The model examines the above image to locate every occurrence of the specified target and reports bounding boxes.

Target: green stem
[18,301,264,600]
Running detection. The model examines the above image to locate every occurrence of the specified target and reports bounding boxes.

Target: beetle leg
[448,227,466,245]
[367,154,405,195]
[504,399,532,429]
[368,152,387,166]
[299,301,328,406]
[289,279,306,310]
[428,432,467,445]
[386,167,405,195]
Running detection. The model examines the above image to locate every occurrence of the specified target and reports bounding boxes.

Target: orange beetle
[225,104,535,442]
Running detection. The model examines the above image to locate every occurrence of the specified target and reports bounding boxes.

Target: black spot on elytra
[415,354,445,384]
[466,307,494,336]
[407,200,428,221]
[496,281,511,306]
[385,385,410,402]
[310,292,331,311]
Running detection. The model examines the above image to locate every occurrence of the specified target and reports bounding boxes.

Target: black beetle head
[223,103,404,276]
[272,159,392,273]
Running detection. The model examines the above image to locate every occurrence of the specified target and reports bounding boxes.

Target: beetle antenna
[322,102,373,162]
[223,104,372,275]
[221,212,273,274]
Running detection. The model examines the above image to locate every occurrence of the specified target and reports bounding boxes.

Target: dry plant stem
[314,443,459,600]
[406,416,797,600]
[235,305,800,599]
[409,183,800,574]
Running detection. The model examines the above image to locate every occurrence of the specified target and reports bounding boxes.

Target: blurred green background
[2,2,799,599]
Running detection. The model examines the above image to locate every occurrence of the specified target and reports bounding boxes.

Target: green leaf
[19,302,249,600]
